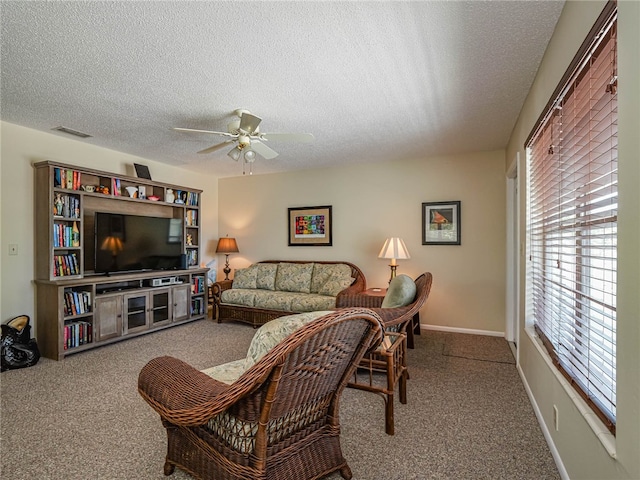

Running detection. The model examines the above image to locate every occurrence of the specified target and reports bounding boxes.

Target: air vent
[51,126,92,138]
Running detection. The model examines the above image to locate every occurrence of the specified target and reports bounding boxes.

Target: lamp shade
[216,236,239,254]
[378,237,410,261]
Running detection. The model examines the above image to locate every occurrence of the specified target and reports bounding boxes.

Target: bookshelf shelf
[33,161,207,360]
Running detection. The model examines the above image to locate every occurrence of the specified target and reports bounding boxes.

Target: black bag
[1,315,40,372]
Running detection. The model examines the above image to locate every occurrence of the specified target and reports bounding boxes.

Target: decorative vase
[165,189,175,203]
[125,186,138,198]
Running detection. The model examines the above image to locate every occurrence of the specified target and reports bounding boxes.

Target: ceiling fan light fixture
[238,134,251,149]
[228,146,242,161]
[244,150,256,163]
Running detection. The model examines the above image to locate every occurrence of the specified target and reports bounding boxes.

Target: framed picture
[134,163,152,180]
[288,205,332,246]
[422,201,461,245]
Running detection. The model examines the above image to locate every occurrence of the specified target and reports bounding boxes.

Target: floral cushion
[310,263,353,295]
[255,263,278,290]
[244,310,331,367]
[202,310,332,384]
[232,266,258,289]
[275,263,313,293]
[220,289,256,307]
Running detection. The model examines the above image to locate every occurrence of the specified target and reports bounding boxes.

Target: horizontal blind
[527,3,617,433]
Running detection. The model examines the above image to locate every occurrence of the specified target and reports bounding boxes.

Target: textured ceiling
[1,1,565,178]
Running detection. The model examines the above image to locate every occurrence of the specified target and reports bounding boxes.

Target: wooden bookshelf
[33,161,207,360]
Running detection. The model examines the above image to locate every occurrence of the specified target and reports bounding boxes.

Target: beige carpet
[442,333,516,364]
[0,319,558,479]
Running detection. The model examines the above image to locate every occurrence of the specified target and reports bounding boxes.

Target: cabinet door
[150,288,171,327]
[123,292,149,334]
[95,295,123,341]
[172,284,190,322]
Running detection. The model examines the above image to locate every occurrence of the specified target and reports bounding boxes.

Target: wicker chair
[138,308,384,480]
[343,272,433,435]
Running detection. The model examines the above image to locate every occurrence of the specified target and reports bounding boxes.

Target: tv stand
[33,161,207,360]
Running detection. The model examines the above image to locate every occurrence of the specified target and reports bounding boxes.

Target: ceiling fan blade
[250,140,279,159]
[239,112,262,135]
[260,133,315,143]
[173,127,235,137]
[197,140,233,154]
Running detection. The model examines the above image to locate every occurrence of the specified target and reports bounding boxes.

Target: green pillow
[381,274,416,308]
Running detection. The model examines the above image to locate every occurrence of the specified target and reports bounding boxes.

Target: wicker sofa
[210,260,366,327]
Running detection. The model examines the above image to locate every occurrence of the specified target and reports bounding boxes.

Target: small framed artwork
[422,201,461,245]
[134,163,152,180]
[288,205,332,246]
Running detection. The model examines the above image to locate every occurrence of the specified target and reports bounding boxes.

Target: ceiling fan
[173,109,314,164]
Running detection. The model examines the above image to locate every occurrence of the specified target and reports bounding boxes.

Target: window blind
[526,2,617,433]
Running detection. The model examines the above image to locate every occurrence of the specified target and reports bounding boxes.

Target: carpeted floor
[442,333,516,364]
[0,319,559,479]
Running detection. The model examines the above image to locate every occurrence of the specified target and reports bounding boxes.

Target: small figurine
[54,193,63,216]
[186,233,193,246]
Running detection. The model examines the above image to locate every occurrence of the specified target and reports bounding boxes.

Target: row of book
[184,191,199,206]
[53,222,80,248]
[53,194,80,218]
[53,253,80,277]
[191,298,205,316]
[54,168,81,190]
[111,178,122,196]
[191,276,205,294]
[186,249,198,267]
[63,289,91,317]
[63,321,93,350]
[185,209,198,227]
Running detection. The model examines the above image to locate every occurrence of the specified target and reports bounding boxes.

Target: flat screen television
[94,212,183,274]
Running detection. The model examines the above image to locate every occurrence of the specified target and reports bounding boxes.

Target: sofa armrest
[212,279,234,298]
[211,280,233,320]
[138,356,232,427]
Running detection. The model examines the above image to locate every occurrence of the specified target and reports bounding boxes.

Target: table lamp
[378,237,410,283]
[216,235,239,280]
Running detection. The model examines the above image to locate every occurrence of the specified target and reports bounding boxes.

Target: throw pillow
[255,263,278,290]
[232,265,257,289]
[381,274,416,308]
[244,311,332,368]
[275,262,313,293]
[311,263,353,295]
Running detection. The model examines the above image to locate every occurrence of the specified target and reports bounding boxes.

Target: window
[526,1,617,433]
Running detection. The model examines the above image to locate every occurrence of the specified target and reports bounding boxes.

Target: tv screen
[94,212,183,274]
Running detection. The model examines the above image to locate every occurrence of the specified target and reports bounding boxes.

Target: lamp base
[223,255,231,281]
[388,264,397,284]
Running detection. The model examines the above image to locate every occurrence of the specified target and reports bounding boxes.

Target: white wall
[0,122,220,330]
[507,1,640,478]
[218,150,507,334]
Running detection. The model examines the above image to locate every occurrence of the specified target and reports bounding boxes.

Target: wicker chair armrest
[138,356,233,427]
[379,331,405,353]
[336,293,384,309]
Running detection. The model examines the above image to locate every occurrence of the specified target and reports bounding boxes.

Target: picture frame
[288,205,332,246]
[134,163,152,180]
[422,201,461,245]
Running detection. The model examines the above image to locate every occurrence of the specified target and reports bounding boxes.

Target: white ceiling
[1,1,565,178]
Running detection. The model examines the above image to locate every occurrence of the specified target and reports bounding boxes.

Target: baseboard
[421,324,504,337]
[517,363,570,480]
